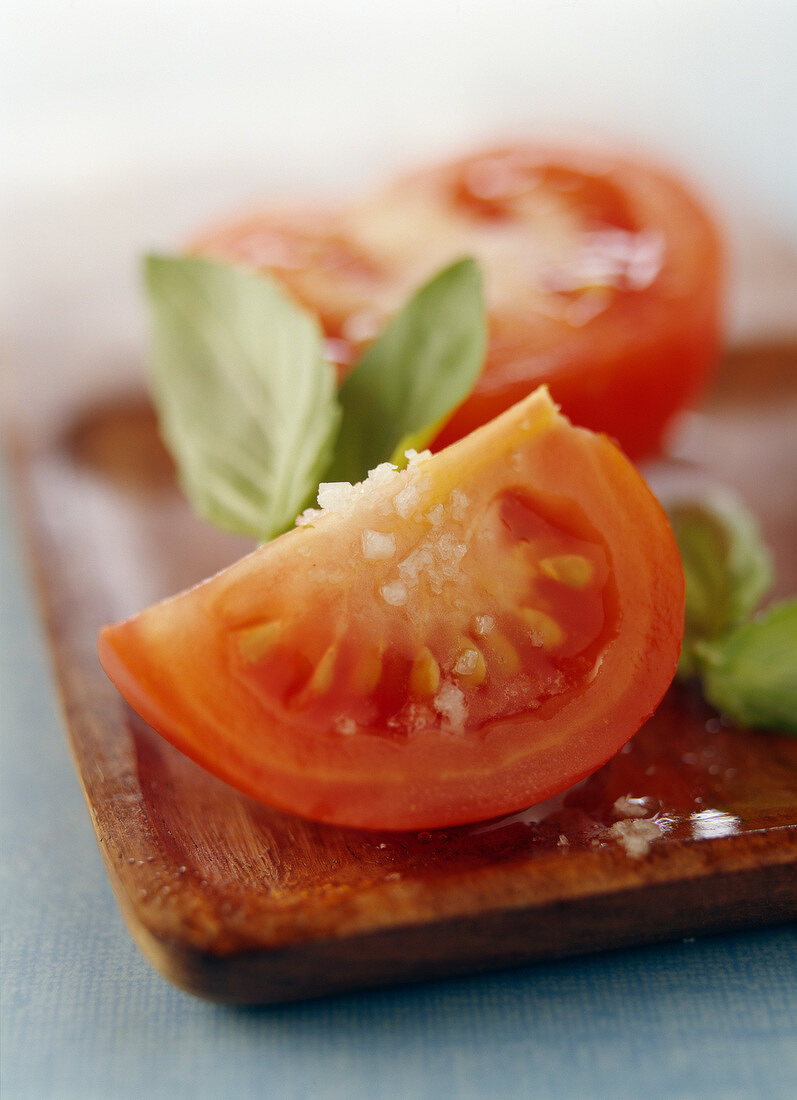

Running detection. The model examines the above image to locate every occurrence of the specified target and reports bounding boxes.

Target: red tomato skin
[193,144,723,461]
[405,145,723,458]
[98,389,685,831]
[434,289,722,458]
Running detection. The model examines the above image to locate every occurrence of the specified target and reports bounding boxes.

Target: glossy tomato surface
[99,388,684,830]
[193,144,723,459]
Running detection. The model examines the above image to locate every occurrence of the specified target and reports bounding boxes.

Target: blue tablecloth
[2,462,795,1100]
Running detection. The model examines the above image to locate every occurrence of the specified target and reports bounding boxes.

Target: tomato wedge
[98,388,684,830]
[193,143,723,459]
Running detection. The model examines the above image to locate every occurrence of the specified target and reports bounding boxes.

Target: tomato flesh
[98,388,684,830]
[238,484,613,740]
[193,144,723,459]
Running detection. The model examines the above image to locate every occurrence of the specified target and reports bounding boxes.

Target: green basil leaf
[325,258,486,484]
[389,413,450,470]
[144,255,341,540]
[695,600,797,733]
[668,492,773,676]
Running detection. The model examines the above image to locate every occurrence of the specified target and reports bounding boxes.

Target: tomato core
[232,484,616,746]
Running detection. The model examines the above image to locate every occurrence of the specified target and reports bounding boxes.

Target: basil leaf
[389,413,450,469]
[695,600,797,733]
[326,258,486,484]
[145,255,341,540]
[668,493,773,677]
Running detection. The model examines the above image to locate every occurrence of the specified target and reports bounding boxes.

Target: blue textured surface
[2,462,796,1100]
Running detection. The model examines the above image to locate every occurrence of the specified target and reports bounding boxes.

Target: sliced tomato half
[98,388,684,830]
[193,144,723,459]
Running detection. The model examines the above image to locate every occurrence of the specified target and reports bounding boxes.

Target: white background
[2,0,796,406]
[4,1,795,215]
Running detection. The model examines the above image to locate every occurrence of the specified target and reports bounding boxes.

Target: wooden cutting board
[9,341,797,1004]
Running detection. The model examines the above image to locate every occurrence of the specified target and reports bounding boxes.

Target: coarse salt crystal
[317,481,357,512]
[366,462,399,487]
[436,533,467,565]
[450,489,469,521]
[334,716,357,735]
[295,508,322,527]
[300,463,402,527]
[608,818,663,859]
[426,504,445,526]
[361,529,396,560]
[380,580,408,606]
[398,545,434,585]
[613,794,650,819]
[388,701,434,735]
[393,483,421,518]
[405,449,432,466]
[473,615,495,636]
[453,649,479,676]
[433,681,468,731]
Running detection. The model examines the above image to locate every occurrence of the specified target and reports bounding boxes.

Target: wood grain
[10,342,797,1004]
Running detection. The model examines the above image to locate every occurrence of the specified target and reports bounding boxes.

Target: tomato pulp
[99,388,684,830]
[193,144,723,459]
